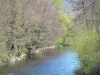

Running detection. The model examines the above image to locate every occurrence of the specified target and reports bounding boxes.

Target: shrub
[73,31,100,75]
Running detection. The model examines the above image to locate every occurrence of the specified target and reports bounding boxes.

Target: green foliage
[53,0,64,11]
[59,13,74,45]
[53,0,74,46]
[59,13,73,26]
[59,13,73,33]
[72,31,100,75]
[56,39,64,47]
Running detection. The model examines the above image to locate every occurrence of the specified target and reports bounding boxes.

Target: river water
[0,47,80,75]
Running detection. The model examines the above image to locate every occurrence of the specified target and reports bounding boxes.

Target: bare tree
[73,0,100,32]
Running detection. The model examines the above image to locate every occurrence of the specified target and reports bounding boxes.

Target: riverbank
[0,45,57,66]
[0,49,79,75]
[0,53,27,66]
[33,45,56,53]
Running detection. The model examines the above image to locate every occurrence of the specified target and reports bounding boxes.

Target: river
[0,47,80,75]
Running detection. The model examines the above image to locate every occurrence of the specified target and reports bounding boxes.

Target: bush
[56,39,64,47]
[72,31,100,75]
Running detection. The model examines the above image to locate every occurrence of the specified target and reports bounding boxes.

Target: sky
[63,0,78,17]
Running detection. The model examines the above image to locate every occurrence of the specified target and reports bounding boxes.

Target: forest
[0,0,100,75]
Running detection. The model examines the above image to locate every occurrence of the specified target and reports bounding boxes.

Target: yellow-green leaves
[58,13,73,34]
[54,0,74,45]
[59,13,73,26]
[61,24,68,32]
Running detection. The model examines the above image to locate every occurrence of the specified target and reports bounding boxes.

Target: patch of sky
[63,0,73,3]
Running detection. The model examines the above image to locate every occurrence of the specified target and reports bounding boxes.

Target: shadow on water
[0,47,80,75]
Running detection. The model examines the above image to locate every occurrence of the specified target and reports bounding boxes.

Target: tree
[0,0,62,57]
[73,0,100,32]
[72,0,100,75]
